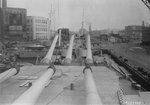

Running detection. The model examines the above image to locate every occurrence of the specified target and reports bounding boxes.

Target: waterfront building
[125,25,142,43]
[4,7,27,41]
[0,0,27,41]
[142,26,150,45]
[141,21,150,45]
[118,30,129,42]
[26,16,51,41]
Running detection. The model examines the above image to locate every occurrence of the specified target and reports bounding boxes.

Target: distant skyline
[6,0,150,31]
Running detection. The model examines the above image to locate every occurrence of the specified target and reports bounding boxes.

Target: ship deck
[0,65,120,105]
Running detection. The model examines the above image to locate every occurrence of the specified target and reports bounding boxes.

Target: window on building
[27,20,30,23]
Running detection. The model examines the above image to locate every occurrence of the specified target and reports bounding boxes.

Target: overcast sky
[6,0,150,31]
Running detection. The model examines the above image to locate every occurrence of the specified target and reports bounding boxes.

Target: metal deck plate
[0,65,120,105]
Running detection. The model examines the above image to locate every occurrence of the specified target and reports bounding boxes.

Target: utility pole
[49,4,55,31]
[2,0,7,39]
[81,8,85,36]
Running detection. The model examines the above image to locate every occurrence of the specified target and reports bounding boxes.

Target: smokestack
[58,30,61,46]
[0,0,1,8]
[2,0,7,9]
[0,0,3,36]
[2,0,6,37]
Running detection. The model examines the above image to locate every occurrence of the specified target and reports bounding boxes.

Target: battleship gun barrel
[11,67,55,105]
[86,34,93,64]
[83,67,103,105]
[0,68,19,83]
[42,35,59,64]
[65,35,75,64]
